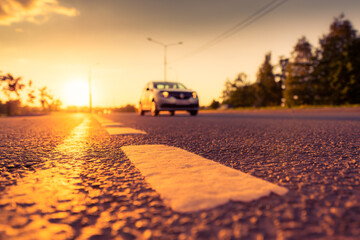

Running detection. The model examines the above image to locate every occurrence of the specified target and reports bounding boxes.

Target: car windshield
[153,82,187,90]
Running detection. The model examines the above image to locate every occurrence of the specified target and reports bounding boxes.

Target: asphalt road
[0,109,359,239]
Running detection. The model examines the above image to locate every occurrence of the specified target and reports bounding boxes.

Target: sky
[1,0,360,107]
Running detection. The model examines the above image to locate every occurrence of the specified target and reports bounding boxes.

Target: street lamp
[89,63,99,113]
[89,67,92,113]
[147,37,183,82]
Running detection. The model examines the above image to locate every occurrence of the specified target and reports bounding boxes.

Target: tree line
[0,72,61,116]
[215,15,360,109]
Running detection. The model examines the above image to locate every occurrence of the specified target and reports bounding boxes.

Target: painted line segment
[0,118,91,238]
[95,116,146,135]
[106,127,146,135]
[121,145,288,212]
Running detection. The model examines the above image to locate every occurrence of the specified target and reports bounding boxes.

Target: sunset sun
[64,80,89,107]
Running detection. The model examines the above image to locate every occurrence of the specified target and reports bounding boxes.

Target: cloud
[0,0,78,25]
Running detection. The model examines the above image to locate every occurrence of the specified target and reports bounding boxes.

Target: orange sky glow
[1,0,360,107]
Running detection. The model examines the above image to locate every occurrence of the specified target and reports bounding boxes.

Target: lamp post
[147,37,182,82]
[89,63,99,113]
[88,67,93,113]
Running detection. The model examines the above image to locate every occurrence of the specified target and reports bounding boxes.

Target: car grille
[169,92,193,99]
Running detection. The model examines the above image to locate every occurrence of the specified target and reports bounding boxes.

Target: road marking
[95,115,146,135]
[0,118,91,238]
[121,145,288,213]
[95,116,119,125]
[106,127,146,135]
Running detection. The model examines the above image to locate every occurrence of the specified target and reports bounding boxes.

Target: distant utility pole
[89,63,99,113]
[147,38,183,82]
[89,67,92,113]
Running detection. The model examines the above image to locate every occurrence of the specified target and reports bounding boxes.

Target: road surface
[0,109,359,239]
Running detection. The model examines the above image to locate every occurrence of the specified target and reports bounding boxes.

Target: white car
[138,81,199,116]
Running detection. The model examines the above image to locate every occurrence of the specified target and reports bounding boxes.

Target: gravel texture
[0,110,359,239]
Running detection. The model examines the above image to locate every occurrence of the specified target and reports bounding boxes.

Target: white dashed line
[121,145,288,213]
[95,117,114,124]
[106,127,146,135]
[95,116,146,135]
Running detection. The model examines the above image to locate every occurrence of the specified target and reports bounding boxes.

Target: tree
[1,71,62,115]
[221,73,256,107]
[121,104,136,112]
[113,104,137,112]
[26,80,36,105]
[0,73,26,115]
[313,14,358,104]
[255,53,281,107]
[221,78,236,103]
[218,14,360,108]
[346,37,360,103]
[39,87,54,111]
[209,99,220,109]
[0,73,25,101]
[230,73,256,107]
[284,37,314,106]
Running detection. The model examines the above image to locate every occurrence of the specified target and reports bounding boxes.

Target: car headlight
[162,91,169,98]
[192,92,198,99]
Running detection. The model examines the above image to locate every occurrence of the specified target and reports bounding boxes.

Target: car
[138,81,199,116]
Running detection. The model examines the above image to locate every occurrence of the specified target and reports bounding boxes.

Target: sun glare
[64,80,89,107]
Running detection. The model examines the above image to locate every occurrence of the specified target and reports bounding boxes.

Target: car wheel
[138,103,145,116]
[151,101,159,117]
[169,111,175,116]
[189,110,198,116]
